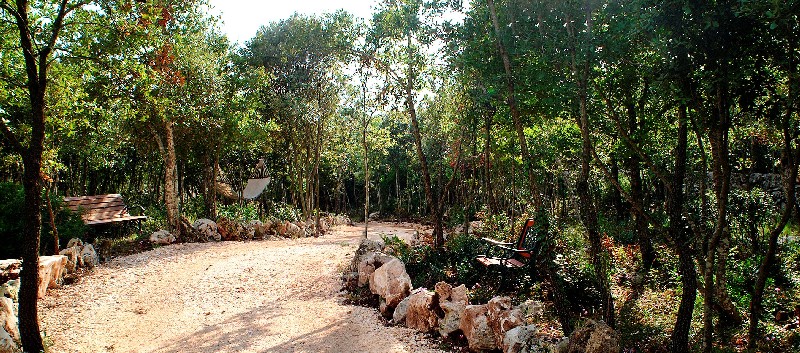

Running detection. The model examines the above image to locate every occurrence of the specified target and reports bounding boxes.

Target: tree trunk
[625,104,654,272]
[568,5,614,327]
[363,124,370,238]
[486,0,541,208]
[44,184,60,254]
[748,82,798,347]
[405,34,443,246]
[576,83,614,327]
[19,155,45,353]
[484,104,497,213]
[163,120,180,235]
[202,150,217,219]
[314,112,323,237]
[703,85,732,353]
[669,105,695,353]
[714,236,742,327]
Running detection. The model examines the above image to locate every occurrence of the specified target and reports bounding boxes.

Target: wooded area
[1,0,799,352]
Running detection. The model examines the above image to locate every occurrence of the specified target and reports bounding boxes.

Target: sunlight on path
[39,223,441,353]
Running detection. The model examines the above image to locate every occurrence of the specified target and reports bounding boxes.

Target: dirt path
[39,223,442,353]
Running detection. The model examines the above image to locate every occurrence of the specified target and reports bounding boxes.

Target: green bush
[0,182,87,258]
[218,202,259,223]
[268,202,301,222]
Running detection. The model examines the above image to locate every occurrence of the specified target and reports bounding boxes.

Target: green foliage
[0,182,86,258]
[218,203,259,223]
[268,202,302,222]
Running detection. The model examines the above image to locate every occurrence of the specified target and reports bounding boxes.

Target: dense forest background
[1,0,799,352]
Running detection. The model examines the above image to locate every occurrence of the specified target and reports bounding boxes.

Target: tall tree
[0,0,89,350]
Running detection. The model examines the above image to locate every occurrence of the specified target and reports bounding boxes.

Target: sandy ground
[39,222,443,353]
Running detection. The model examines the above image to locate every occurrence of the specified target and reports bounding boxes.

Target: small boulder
[350,239,385,270]
[487,296,524,347]
[66,238,83,249]
[439,300,466,338]
[0,280,19,303]
[0,261,20,283]
[516,300,545,321]
[435,282,452,301]
[566,320,621,353]
[0,297,18,343]
[393,296,411,324]
[149,230,176,245]
[405,289,439,332]
[450,284,469,305]
[37,255,67,298]
[460,304,496,352]
[286,222,303,238]
[357,252,395,287]
[81,244,99,269]
[59,246,83,272]
[248,220,267,239]
[193,218,221,242]
[0,328,20,353]
[503,325,542,353]
[369,258,412,309]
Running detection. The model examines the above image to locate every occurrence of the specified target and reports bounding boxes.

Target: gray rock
[81,244,99,269]
[357,252,396,287]
[0,327,20,353]
[393,296,411,324]
[0,281,19,303]
[149,230,176,245]
[193,218,221,242]
[566,320,620,353]
[350,239,386,271]
[66,238,83,249]
[59,246,83,272]
[439,300,465,337]
[503,325,543,353]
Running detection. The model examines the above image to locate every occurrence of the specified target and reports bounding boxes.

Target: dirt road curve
[39,223,443,353]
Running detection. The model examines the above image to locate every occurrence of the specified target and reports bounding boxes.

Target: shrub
[0,182,87,258]
[218,202,259,223]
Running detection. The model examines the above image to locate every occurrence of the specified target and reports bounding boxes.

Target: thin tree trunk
[486,0,541,208]
[567,5,614,327]
[44,184,59,254]
[625,103,654,272]
[669,105,695,353]
[405,34,443,246]
[202,150,217,219]
[163,120,180,235]
[363,124,370,238]
[484,104,497,213]
[314,112,322,237]
[748,77,798,347]
[714,236,742,327]
[703,85,732,353]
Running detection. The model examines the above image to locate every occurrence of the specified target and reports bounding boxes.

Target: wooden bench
[476,218,539,268]
[63,194,147,225]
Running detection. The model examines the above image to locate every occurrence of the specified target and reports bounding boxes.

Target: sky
[207,0,377,44]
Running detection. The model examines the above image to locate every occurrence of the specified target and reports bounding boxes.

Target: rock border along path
[39,223,443,353]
